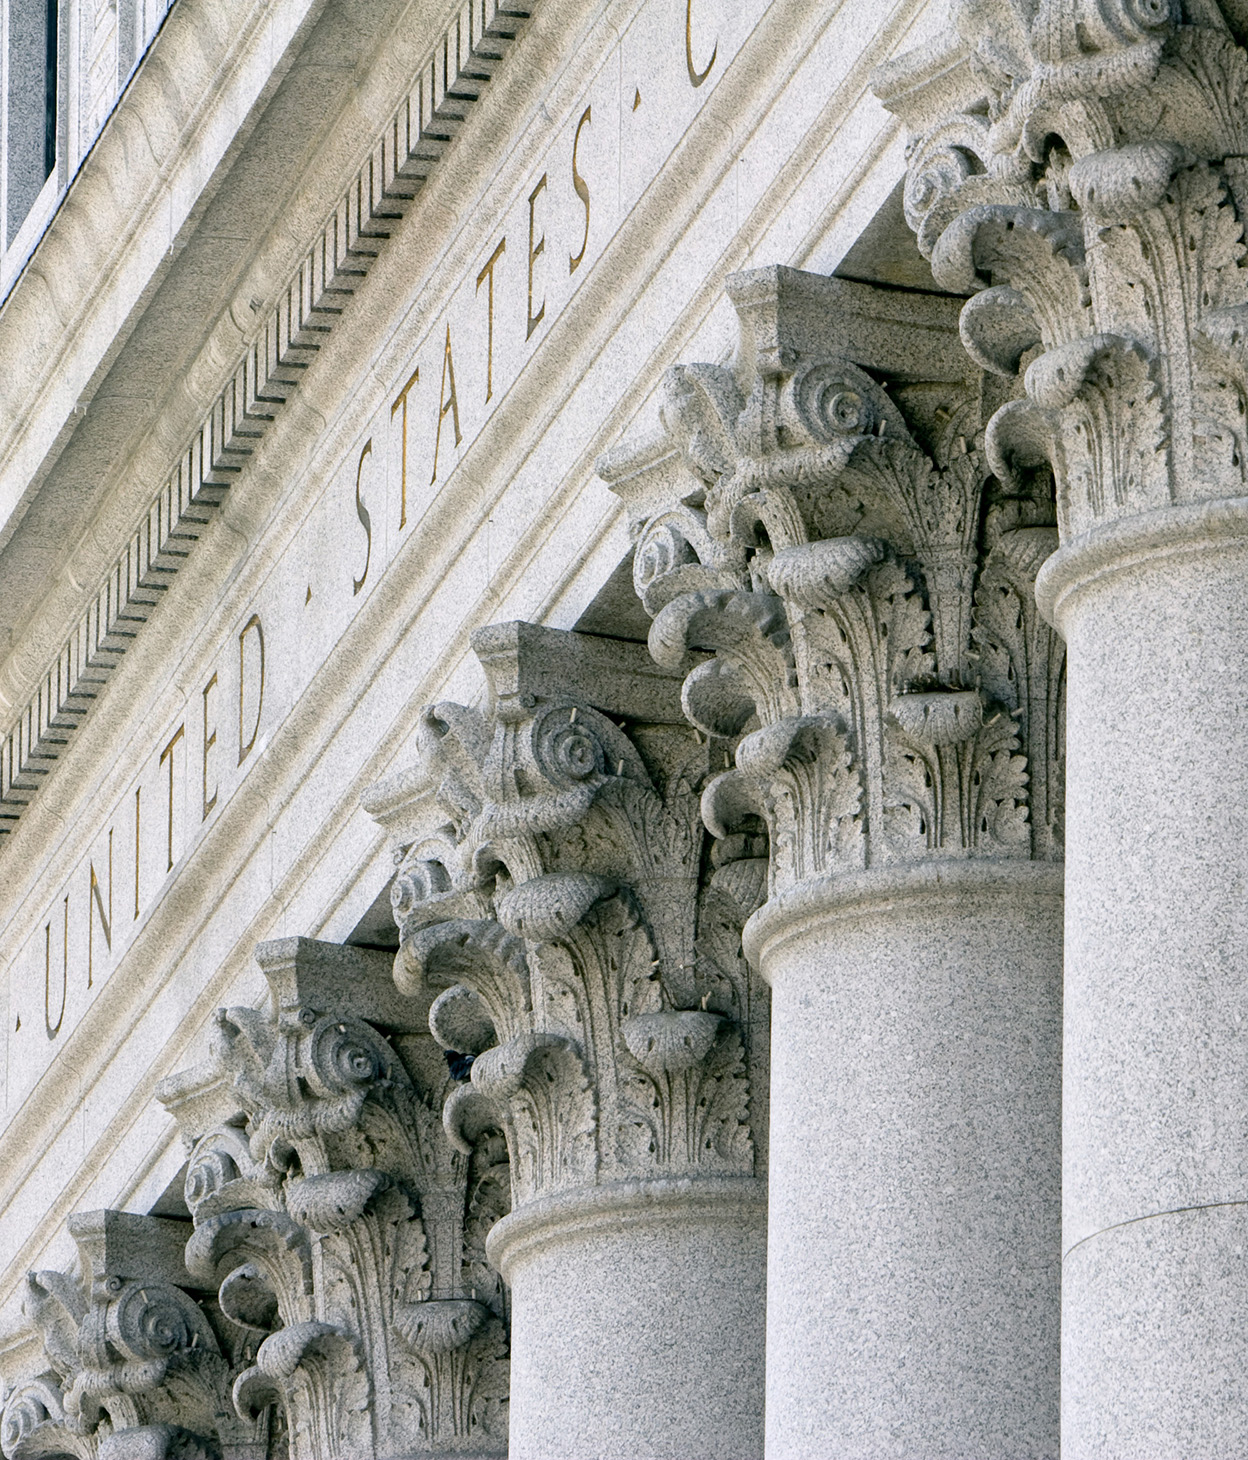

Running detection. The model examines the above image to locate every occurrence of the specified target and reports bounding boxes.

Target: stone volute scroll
[876,5,1248,1454]
[0,1209,269,1460]
[598,267,1066,1459]
[153,938,510,1460]
[599,267,1066,894]
[362,621,768,1460]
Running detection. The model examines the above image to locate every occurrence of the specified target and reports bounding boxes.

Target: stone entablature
[0,0,539,837]
[600,266,1066,903]
[0,0,794,855]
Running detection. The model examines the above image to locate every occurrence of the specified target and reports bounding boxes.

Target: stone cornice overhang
[0,0,535,837]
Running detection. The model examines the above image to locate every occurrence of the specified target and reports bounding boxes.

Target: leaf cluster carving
[879,0,1248,537]
[0,1257,267,1460]
[364,642,765,1215]
[605,310,1065,901]
[149,960,511,1459]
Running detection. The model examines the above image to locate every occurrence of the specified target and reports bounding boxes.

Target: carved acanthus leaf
[0,1229,264,1460]
[877,0,1248,535]
[233,1324,370,1460]
[155,937,511,1458]
[364,628,765,1213]
[601,268,1066,902]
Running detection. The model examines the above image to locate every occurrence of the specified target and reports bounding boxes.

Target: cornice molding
[0,0,536,839]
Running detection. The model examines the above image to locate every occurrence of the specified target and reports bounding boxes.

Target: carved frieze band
[873,0,1248,548]
[0,1,535,836]
[599,267,1066,905]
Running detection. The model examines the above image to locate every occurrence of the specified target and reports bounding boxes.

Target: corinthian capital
[598,268,1065,902]
[0,1210,265,1460]
[155,937,509,1460]
[362,622,765,1211]
[875,0,1248,542]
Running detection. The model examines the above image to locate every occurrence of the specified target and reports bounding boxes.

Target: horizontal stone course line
[0,0,535,836]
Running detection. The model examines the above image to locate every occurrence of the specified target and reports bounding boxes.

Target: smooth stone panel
[745,861,1063,1460]
[1062,1206,1248,1457]
[488,1177,767,1460]
[5,0,52,242]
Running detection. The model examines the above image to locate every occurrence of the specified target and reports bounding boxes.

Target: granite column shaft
[746,863,1063,1460]
[1039,509,1248,1456]
[489,1178,766,1460]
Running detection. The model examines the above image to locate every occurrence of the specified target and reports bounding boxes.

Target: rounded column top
[1035,496,1248,634]
[743,859,1065,976]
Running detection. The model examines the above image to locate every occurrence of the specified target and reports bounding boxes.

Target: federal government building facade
[0,0,1245,1454]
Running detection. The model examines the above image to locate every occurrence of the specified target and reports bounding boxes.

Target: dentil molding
[0,1,536,839]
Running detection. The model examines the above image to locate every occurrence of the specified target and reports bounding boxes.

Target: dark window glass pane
[44,0,57,179]
[6,0,58,245]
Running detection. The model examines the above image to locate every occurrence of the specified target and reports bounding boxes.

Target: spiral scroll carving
[107,1285,196,1363]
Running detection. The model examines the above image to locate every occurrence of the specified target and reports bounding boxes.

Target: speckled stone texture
[486,1178,766,1460]
[745,862,1063,1460]
[1062,1207,1248,1457]
[1038,501,1248,1458]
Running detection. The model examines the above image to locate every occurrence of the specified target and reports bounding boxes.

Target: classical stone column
[156,937,511,1460]
[876,8,1248,1452]
[364,622,769,1460]
[1,1209,267,1460]
[600,268,1066,1457]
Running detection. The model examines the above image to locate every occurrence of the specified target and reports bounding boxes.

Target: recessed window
[6,0,58,246]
